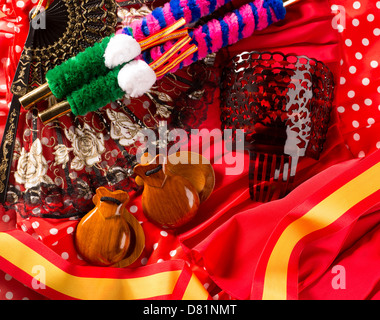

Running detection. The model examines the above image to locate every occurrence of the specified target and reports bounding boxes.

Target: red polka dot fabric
[0,0,379,300]
[333,0,380,158]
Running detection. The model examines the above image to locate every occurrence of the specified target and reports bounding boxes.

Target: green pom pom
[46,35,113,99]
[67,65,125,116]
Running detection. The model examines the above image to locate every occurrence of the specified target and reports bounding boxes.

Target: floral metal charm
[64,123,106,171]
[106,109,145,146]
[14,138,54,189]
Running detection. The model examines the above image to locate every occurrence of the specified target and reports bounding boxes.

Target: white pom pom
[104,34,141,69]
[117,60,157,98]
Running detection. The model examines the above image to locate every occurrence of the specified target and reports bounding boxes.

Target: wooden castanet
[134,154,201,229]
[75,187,144,267]
[165,151,215,203]
[135,151,215,203]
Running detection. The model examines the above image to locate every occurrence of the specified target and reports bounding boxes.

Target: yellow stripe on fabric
[155,45,197,78]
[262,162,380,300]
[142,29,189,50]
[0,233,181,300]
[149,36,191,70]
[182,274,210,300]
[139,18,186,51]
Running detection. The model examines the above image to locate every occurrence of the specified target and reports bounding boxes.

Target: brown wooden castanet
[75,187,132,266]
[165,151,215,203]
[133,155,200,229]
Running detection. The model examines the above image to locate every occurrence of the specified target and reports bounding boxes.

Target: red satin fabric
[180,155,380,299]
[1,0,380,300]
[180,0,380,300]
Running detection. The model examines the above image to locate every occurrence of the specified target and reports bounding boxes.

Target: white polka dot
[340,59,344,66]
[15,45,22,53]
[169,250,177,257]
[141,257,148,265]
[129,205,138,213]
[367,14,375,22]
[371,60,379,68]
[352,19,360,26]
[362,78,370,86]
[67,226,74,234]
[52,241,58,246]
[368,118,375,125]
[331,4,339,11]
[337,106,345,113]
[21,224,28,232]
[376,141,380,149]
[340,77,346,85]
[377,1,380,9]
[31,221,39,229]
[2,214,10,223]
[358,151,365,158]
[157,259,164,263]
[352,104,360,111]
[362,38,369,46]
[348,90,355,98]
[153,243,158,250]
[377,86,380,93]
[49,228,58,235]
[5,291,13,299]
[61,252,69,259]
[353,133,361,141]
[4,33,13,39]
[16,1,24,8]
[374,28,380,36]
[349,66,357,74]
[203,283,210,289]
[365,98,372,106]
[337,25,344,33]
[355,52,362,60]
[4,273,12,281]
[160,231,168,237]
[142,101,150,109]
[345,39,352,47]
[353,1,361,9]
[352,120,359,128]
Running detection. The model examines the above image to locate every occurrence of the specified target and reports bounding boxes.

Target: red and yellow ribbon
[138,18,187,51]
[137,17,198,78]
[0,230,209,300]
[252,152,380,300]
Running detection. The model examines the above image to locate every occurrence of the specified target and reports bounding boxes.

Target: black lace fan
[11,0,118,96]
[0,0,118,203]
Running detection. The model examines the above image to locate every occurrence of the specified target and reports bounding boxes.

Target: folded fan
[19,0,293,123]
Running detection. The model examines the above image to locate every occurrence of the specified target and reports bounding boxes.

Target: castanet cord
[145,165,163,176]
[100,197,123,206]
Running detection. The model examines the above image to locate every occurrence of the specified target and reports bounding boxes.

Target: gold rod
[39,100,71,124]
[283,0,301,7]
[19,82,52,110]
[31,0,45,19]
